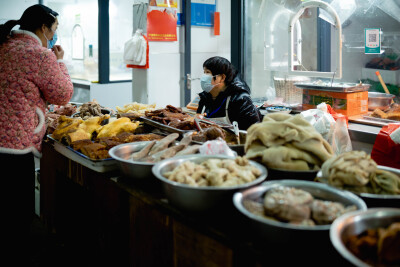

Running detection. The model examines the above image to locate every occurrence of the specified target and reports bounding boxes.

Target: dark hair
[203,56,239,85]
[0,4,58,44]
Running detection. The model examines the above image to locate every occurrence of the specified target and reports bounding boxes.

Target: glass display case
[243,0,400,100]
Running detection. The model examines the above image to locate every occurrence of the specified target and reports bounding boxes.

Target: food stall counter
[39,139,350,266]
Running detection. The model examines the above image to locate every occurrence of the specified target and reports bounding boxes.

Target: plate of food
[265,106,292,114]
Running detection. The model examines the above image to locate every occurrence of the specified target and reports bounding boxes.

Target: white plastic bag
[300,103,336,144]
[199,139,237,157]
[331,116,352,155]
[300,102,352,155]
[124,29,146,66]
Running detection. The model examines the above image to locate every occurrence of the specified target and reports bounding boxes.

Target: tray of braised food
[363,102,400,124]
[47,107,166,171]
[141,105,245,151]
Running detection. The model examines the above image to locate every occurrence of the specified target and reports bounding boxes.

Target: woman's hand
[52,45,64,60]
[195,113,206,119]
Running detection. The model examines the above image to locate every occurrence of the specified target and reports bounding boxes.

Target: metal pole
[98,0,110,83]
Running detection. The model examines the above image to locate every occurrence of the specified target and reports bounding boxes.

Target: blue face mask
[200,74,219,93]
[47,31,57,49]
[44,30,57,49]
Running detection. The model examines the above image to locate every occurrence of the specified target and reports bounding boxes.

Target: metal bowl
[152,154,268,213]
[317,165,400,208]
[109,141,155,179]
[330,208,400,267]
[233,180,367,245]
[368,92,395,111]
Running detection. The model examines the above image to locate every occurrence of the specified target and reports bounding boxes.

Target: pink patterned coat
[0,30,73,157]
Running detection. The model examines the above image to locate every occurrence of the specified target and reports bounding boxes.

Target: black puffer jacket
[197,75,262,130]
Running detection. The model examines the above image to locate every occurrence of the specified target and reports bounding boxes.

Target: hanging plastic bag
[300,102,336,145]
[326,103,349,126]
[301,102,352,154]
[331,116,352,155]
[124,29,149,68]
[371,123,400,169]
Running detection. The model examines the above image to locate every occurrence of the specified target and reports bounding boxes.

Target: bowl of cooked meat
[368,92,395,111]
[152,155,268,213]
[330,208,400,267]
[233,180,367,246]
[315,151,400,208]
[109,133,202,180]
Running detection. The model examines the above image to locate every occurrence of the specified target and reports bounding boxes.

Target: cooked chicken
[96,117,140,138]
[51,116,83,141]
[66,115,110,144]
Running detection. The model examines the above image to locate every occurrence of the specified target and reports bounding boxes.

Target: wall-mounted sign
[365,28,381,54]
[147,7,178,41]
[177,0,216,27]
[191,0,216,27]
[149,0,178,8]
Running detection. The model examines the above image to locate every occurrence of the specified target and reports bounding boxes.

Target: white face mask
[200,74,219,93]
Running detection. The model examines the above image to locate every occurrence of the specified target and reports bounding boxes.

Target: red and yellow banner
[147,8,177,42]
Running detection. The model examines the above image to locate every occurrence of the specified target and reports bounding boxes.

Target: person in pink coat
[0,4,73,262]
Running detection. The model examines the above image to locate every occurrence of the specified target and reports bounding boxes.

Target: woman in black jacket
[196,56,262,130]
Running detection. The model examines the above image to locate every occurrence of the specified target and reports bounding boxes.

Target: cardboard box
[302,89,368,116]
